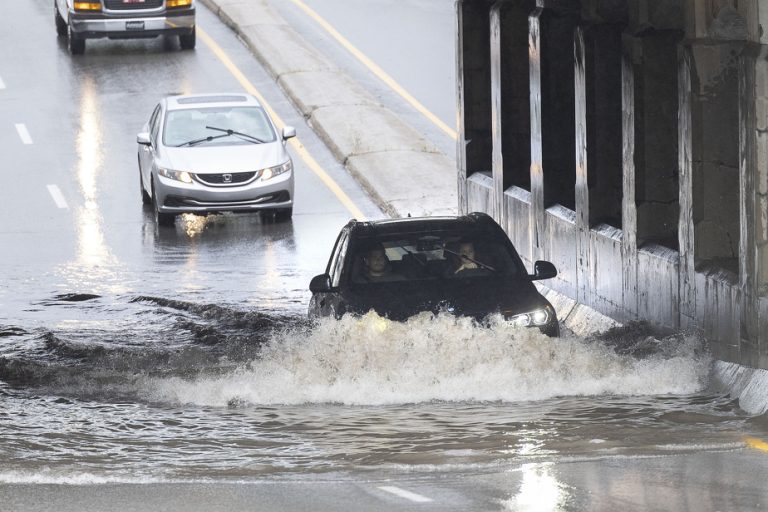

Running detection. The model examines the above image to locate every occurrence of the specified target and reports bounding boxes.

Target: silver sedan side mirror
[137,132,151,146]
[282,126,296,140]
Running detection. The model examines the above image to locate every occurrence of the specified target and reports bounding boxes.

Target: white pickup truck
[54,0,196,54]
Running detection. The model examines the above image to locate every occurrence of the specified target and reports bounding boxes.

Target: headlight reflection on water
[505,463,568,512]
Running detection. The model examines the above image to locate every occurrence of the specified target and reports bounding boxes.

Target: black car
[308,212,560,336]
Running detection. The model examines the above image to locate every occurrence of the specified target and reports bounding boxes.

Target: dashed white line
[47,185,69,209]
[15,123,32,145]
[378,486,433,503]
[0,75,5,89]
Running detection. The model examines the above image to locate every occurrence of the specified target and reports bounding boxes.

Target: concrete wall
[457,0,768,370]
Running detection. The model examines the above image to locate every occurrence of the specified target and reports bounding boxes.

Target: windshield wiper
[205,125,266,144]
[175,132,233,147]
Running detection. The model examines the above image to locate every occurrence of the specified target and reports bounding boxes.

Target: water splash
[142,312,711,407]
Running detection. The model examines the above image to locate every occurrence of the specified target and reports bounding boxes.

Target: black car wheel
[151,179,175,227]
[68,24,85,55]
[179,27,196,50]
[54,3,67,37]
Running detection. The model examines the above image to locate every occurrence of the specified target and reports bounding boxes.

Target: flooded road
[0,297,758,481]
[2,1,768,511]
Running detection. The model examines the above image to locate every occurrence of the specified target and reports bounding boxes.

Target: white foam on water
[141,312,711,407]
[0,470,172,485]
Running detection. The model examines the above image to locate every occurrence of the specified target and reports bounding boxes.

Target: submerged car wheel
[151,180,175,227]
[54,3,67,37]
[179,27,196,50]
[67,24,85,55]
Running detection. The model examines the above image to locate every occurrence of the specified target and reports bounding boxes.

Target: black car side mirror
[530,260,557,281]
[309,274,332,293]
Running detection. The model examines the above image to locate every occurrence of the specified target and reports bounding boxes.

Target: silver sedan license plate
[126,21,145,31]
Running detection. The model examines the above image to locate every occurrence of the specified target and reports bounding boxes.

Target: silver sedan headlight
[259,160,292,181]
[158,168,194,184]
[505,306,554,327]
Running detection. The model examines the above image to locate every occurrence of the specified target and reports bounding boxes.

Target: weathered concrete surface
[198,0,456,219]
[457,0,768,412]
[711,361,768,415]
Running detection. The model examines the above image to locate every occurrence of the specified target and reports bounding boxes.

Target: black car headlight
[505,306,554,327]
[259,160,292,181]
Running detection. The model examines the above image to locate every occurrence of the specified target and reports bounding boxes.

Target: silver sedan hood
[162,143,288,174]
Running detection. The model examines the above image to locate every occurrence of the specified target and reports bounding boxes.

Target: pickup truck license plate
[125,21,145,31]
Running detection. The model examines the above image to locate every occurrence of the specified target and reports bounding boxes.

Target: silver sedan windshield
[163,106,277,147]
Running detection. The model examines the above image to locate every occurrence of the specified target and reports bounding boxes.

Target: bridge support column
[528,1,578,262]
[457,0,493,216]
[739,44,768,367]
[490,0,535,229]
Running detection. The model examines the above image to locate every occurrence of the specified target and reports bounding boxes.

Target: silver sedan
[137,93,296,226]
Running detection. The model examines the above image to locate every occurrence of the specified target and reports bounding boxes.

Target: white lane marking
[0,75,5,89]
[15,123,32,145]
[47,185,69,209]
[378,486,433,503]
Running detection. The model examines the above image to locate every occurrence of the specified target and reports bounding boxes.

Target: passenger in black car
[453,241,479,274]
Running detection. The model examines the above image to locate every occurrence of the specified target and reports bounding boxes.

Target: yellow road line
[198,27,367,221]
[289,0,458,141]
[744,436,768,452]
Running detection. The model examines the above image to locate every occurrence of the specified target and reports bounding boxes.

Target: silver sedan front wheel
[151,179,176,227]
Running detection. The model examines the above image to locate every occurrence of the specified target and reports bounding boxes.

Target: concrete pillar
[529,2,578,259]
[575,22,624,305]
[678,45,696,327]
[739,43,768,366]
[621,34,639,318]
[754,46,768,368]
[490,0,535,226]
[457,0,493,215]
[529,7,544,260]
[490,5,503,223]
[574,27,589,304]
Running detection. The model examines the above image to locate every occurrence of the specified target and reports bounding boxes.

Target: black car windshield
[163,106,277,147]
[350,234,523,284]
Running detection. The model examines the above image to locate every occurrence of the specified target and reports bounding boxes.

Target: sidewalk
[199,0,457,219]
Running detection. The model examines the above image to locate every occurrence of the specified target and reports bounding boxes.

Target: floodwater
[0,295,757,486]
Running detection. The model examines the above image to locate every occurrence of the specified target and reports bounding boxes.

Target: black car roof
[345,212,504,239]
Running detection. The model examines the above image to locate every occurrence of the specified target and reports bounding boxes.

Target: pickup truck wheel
[68,24,85,55]
[179,27,196,50]
[54,3,67,37]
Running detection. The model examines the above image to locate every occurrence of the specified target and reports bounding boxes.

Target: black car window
[329,233,349,288]
[350,234,522,284]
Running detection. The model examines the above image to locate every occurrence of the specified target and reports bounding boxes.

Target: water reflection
[506,463,568,512]
[56,77,123,294]
[144,211,297,306]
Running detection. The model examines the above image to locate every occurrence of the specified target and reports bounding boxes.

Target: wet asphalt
[2,2,768,512]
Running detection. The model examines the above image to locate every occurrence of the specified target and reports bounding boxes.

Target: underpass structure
[457,0,768,393]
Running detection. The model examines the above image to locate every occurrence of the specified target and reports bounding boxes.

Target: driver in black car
[362,246,403,282]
